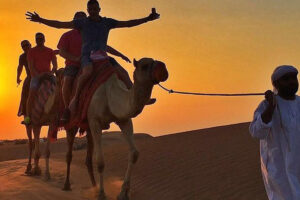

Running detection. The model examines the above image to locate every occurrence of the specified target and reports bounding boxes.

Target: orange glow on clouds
[1,0,300,139]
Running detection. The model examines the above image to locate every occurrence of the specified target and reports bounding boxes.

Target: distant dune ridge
[0,123,268,200]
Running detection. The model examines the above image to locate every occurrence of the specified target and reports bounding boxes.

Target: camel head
[133,58,168,85]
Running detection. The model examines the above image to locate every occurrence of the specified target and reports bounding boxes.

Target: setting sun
[1,0,300,140]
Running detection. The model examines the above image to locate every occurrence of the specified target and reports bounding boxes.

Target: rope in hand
[158,84,265,97]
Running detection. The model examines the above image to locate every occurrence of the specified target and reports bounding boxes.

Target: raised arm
[261,90,276,124]
[26,11,74,29]
[115,8,160,28]
[106,45,131,63]
[249,90,276,139]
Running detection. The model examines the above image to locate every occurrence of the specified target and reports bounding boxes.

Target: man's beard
[279,85,298,97]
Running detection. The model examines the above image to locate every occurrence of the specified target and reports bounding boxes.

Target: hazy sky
[1,0,300,139]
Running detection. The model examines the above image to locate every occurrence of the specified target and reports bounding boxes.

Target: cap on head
[271,65,298,85]
[73,11,87,20]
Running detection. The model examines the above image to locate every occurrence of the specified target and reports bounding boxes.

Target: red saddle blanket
[61,59,128,132]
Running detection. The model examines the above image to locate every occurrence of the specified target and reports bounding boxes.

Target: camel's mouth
[152,61,168,84]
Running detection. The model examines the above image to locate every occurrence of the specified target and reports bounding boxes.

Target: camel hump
[105,73,131,119]
[109,73,128,90]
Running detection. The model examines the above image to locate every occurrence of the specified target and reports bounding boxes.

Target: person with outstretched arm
[57,11,134,123]
[26,0,160,115]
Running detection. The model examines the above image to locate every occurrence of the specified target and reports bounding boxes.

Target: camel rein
[158,84,265,97]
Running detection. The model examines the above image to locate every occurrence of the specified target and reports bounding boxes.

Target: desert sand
[0,123,267,200]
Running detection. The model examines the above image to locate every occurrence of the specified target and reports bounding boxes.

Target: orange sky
[1,0,300,139]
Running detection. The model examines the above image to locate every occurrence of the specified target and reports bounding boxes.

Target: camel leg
[86,129,96,187]
[117,119,139,200]
[89,119,106,200]
[25,125,33,174]
[44,126,53,181]
[32,125,42,176]
[63,128,77,191]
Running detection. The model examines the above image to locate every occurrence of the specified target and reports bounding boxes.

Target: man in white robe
[250,65,300,200]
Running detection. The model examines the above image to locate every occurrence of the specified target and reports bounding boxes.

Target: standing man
[57,11,132,122]
[24,32,57,124]
[249,65,300,200]
[25,0,160,114]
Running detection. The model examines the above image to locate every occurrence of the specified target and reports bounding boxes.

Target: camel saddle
[61,58,129,132]
[31,74,56,125]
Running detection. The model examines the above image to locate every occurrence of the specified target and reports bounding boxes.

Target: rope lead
[158,84,265,97]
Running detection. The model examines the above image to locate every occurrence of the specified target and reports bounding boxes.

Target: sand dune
[0,123,267,200]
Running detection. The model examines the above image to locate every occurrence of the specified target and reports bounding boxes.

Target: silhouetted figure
[17,39,34,174]
[24,33,57,124]
[56,11,132,123]
[26,0,160,116]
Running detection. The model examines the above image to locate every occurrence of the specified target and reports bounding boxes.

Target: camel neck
[130,82,153,117]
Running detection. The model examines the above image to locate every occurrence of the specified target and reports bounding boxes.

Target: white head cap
[271,65,298,85]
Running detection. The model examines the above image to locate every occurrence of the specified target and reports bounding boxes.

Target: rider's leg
[60,66,78,122]
[68,58,93,113]
[24,77,39,124]
[18,77,30,116]
[62,66,79,107]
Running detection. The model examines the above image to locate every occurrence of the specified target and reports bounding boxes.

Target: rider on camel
[56,11,133,123]
[26,0,160,121]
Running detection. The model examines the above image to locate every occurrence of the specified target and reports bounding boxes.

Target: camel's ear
[133,58,138,68]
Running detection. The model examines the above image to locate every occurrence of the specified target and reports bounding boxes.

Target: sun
[0,59,12,108]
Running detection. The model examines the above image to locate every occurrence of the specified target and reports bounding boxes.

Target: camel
[62,57,168,200]
[26,69,97,186]
[25,71,64,179]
